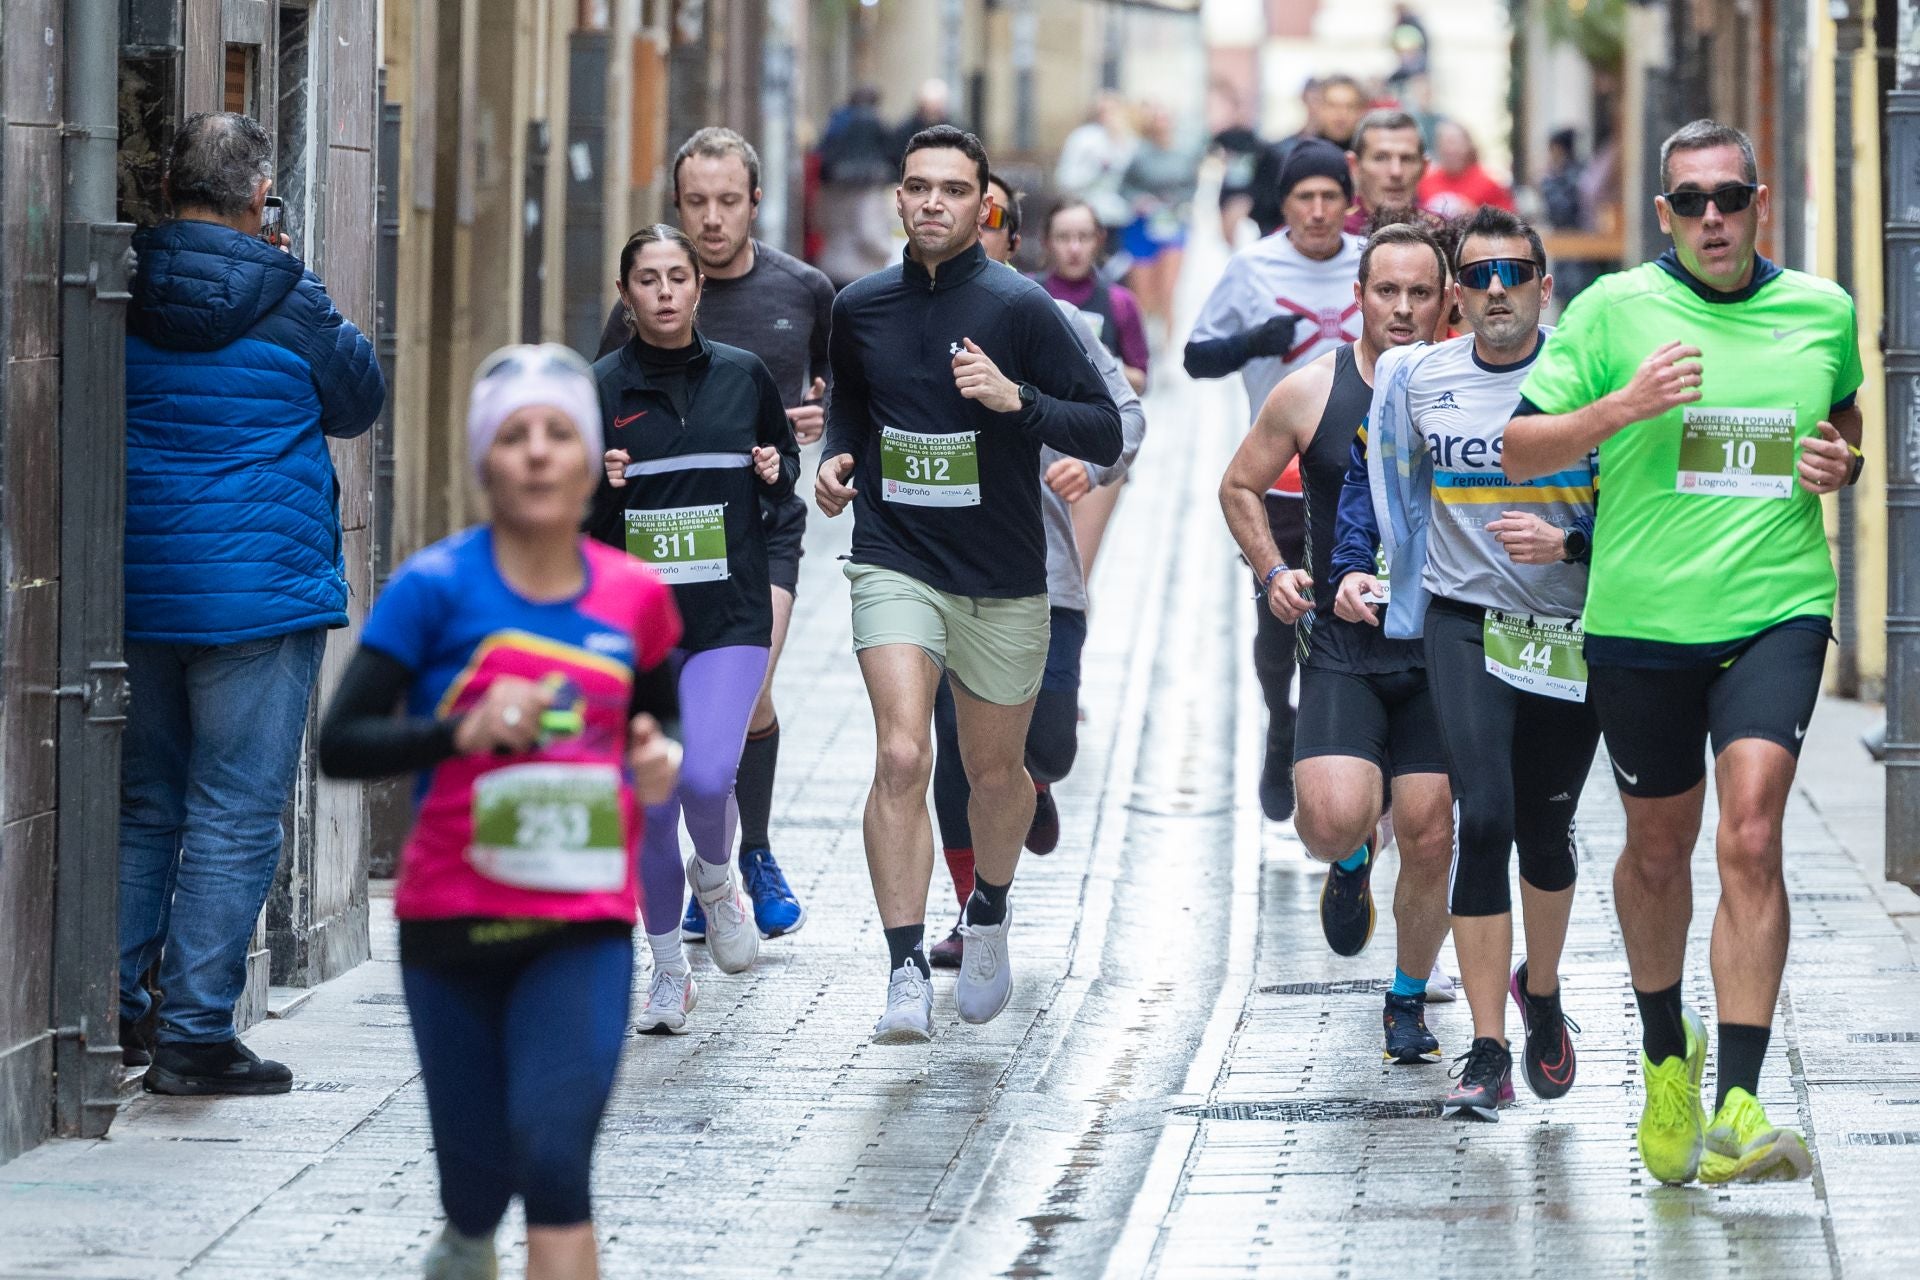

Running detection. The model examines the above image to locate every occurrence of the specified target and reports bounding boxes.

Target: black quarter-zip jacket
[821,242,1123,599]
[588,330,799,650]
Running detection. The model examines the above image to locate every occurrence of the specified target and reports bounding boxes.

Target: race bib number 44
[880,426,981,507]
[625,504,728,582]
[470,762,626,893]
[1677,408,1796,499]
[1482,612,1587,702]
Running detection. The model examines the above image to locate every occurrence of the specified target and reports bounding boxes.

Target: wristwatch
[1562,527,1590,564]
[1017,382,1038,411]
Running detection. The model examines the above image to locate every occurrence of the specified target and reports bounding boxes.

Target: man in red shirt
[1417,120,1515,219]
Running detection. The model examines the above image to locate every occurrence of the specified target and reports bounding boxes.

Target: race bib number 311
[470,762,626,893]
[1482,612,1588,702]
[625,504,728,582]
[880,426,981,507]
[1677,407,1796,499]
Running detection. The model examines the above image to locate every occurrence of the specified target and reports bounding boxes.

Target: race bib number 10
[1482,612,1588,702]
[880,426,981,507]
[1677,407,1796,499]
[470,762,626,893]
[625,504,729,582]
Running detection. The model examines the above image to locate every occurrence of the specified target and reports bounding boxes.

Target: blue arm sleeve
[1329,428,1381,587]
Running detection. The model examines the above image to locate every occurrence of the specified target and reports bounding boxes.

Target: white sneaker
[687,854,759,974]
[872,961,934,1044]
[955,905,1014,1025]
[1425,962,1459,1003]
[635,967,697,1035]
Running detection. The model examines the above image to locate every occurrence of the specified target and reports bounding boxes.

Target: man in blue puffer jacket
[119,112,385,1096]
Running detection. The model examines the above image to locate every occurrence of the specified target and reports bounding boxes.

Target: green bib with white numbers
[1482,612,1588,702]
[470,762,626,893]
[880,426,981,507]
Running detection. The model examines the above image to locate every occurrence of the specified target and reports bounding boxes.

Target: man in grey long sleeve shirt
[926,173,1148,965]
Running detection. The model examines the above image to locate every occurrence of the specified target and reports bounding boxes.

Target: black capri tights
[1423,599,1602,917]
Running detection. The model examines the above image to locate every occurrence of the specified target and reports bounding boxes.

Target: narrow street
[2,282,1913,1276]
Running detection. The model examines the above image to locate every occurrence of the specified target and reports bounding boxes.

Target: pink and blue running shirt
[362,526,681,925]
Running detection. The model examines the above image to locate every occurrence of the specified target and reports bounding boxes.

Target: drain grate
[1257,979,1392,996]
[1845,1132,1920,1146]
[1173,1099,1442,1122]
[1847,1032,1920,1044]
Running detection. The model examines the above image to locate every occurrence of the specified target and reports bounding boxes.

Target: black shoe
[119,1021,152,1068]
[1511,961,1579,1100]
[1318,845,1375,957]
[1443,1037,1514,1121]
[1258,745,1295,822]
[1025,784,1060,855]
[144,1038,293,1096]
[928,923,965,969]
[1383,992,1441,1064]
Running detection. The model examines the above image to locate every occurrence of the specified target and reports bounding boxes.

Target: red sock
[942,847,975,910]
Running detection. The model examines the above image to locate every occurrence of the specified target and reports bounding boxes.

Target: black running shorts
[1294,665,1447,777]
[763,494,807,596]
[1589,618,1830,799]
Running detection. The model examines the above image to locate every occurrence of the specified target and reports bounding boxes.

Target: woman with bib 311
[318,344,683,1279]
[591,223,800,1032]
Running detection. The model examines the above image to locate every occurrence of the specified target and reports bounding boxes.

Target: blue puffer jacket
[125,220,385,644]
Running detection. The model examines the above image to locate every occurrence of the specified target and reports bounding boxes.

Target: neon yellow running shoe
[1699,1088,1812,1184]
[1637,1006,1707,1185]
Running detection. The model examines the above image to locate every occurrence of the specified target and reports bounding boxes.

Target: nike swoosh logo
[1772,326,1808,341]
[1542,1034,1576,1086]
[1614,763,1639,786]
[614,411,648,429]
[1794,723,1807,740]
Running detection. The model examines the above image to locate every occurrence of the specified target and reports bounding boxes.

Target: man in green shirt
[1505,120,1863,1188]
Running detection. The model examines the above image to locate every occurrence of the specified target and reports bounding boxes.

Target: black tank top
[1076,280,1121,361]
[1297,345,1424,674]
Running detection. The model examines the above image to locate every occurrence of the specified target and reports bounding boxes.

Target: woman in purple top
[1038,198,1149,581]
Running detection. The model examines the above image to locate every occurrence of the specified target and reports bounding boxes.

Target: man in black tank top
[1220,223,1458,1068]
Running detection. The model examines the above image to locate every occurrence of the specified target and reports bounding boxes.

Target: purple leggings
[640,645,770,934]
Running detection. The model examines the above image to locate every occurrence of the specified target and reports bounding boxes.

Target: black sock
[734,720,779,853]
[1715,1023,1771,1111]
[1634,981,1687,1064]
[884,924,928,978]
[966,873,1010,927]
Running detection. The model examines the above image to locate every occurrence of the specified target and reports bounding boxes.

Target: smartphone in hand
[261,195,287,248]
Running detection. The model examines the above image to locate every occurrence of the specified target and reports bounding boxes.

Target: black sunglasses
[1457,258,1540,291]
[1661,183,1758,218]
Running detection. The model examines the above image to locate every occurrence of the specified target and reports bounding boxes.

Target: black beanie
[1277,138,1354,204]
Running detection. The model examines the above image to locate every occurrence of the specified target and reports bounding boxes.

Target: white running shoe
[955,905,1014,1025]
[687,853,759,974]
[1425,961,1460,1003]
[872,962,934,1044]
[635,967,697,1035]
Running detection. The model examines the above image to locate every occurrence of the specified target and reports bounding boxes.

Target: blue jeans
[118,628,326,1044]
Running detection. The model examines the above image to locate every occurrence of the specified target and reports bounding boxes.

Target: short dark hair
[1453,205,1547,274]
[1350,108,1423,159]
[1359,219,1448,288]
[902,124,990,196]
[672,126,761,203]
[986,170,1022,239]
[619,223,701,283]
[167,112,272,216]
[1659,119,1757,191]
[1319,73,1365,100]
[1043,198,1098,242]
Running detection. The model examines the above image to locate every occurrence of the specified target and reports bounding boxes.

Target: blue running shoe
[741,847,807,938]
[680,894,707,943]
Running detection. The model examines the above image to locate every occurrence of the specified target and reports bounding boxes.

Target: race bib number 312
[880,426,981,507]
[1677,407,1796,499]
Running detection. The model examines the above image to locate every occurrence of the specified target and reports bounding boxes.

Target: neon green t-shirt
[1519,260,1862,650]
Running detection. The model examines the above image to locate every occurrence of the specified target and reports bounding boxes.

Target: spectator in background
[1055,94,1138,265]
[1251,73,1368,235]
[816,88,899,289]
[891,78,954,167]
[1418,119,1516,218]
[1119,102,1197,346]
[1540,126,1587,229]
[1387,4,1430,92]
[118,111,385,1095]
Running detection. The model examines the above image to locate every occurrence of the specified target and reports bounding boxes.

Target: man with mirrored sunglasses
[1504,119,1865,1189]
